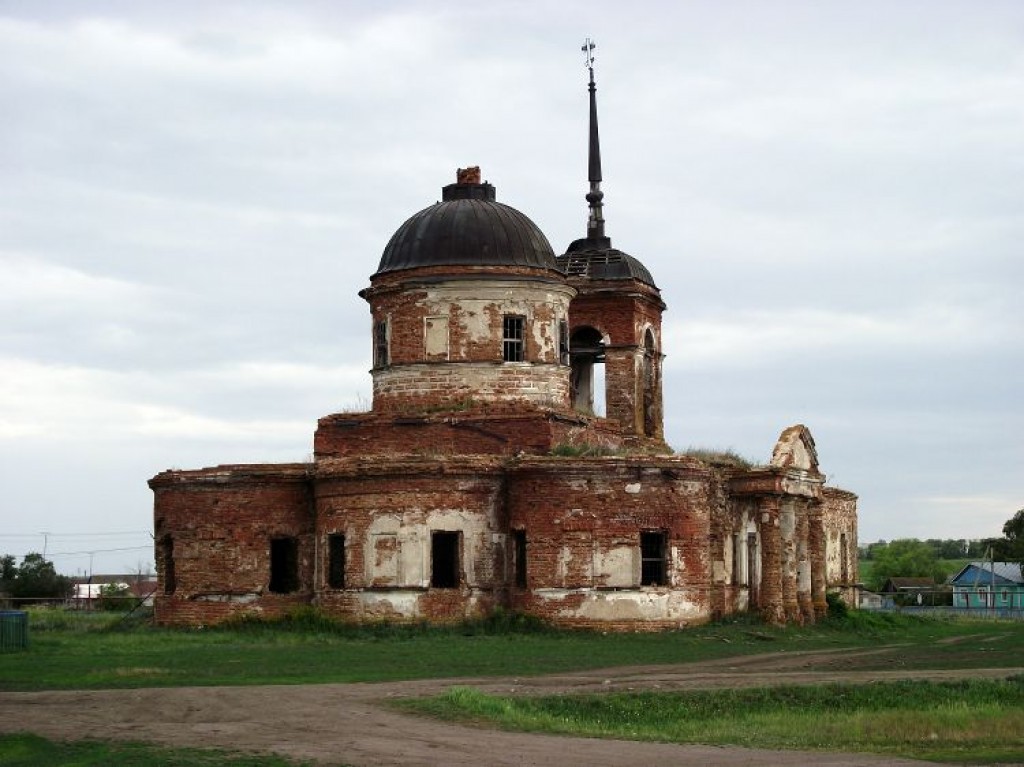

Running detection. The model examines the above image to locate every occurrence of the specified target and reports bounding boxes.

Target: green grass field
[3,607,1023,691]
[2,608,1023,764]
[400,678,1024,764]
[0,733,322,767]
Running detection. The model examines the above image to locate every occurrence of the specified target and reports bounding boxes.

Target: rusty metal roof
[557,237,657,288]
[374,181,558,277]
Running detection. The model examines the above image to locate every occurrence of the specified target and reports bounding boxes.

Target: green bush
[825,591,848,619]
[98,583,133,611]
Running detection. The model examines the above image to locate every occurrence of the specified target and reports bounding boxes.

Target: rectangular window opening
[559,319,569,366]
[503,315,524,362]
[269,537,299,594]
[640,531,668,586]
[513,530,527,588]
[840,533,849,583]
[431,531,461,589]
[161,535,176,595]
[732,532,743,585]
[327,533,346,589]
[374,319,389,368]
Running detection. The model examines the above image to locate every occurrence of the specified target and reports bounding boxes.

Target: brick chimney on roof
[456,166,481,184]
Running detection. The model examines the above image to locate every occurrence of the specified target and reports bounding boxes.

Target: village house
[951,562,1024,610]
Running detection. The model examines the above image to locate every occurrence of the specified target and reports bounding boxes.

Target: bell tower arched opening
[642,328,658,437]
[570,326,606,416]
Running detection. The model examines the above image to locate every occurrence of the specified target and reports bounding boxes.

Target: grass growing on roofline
[1,606,1023,692]
[397,678,1024,764]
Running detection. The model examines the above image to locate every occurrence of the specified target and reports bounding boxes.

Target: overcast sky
[2,1,1021,576]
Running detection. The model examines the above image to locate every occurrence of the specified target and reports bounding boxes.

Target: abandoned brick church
[150,55,858,629]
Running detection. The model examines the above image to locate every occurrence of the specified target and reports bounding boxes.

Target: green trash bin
[0,610,28,651]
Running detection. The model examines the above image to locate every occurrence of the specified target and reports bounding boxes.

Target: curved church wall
[313,456,507,622]
[150,464,314,626]
[365,273,575,412]
[823,487,859,605]
[505,456,716,630]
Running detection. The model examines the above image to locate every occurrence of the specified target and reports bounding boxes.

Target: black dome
[557,236,657,288]
[375,181,558,277]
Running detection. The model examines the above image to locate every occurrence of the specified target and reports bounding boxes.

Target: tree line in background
[0,552,72,603]
[859,509,1024,592]
[1,552,148,610]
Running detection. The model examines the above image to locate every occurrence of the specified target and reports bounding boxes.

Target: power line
[52,545,153,556]
[0,531,151,538]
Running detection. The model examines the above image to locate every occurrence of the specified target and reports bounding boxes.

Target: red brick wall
[151,464,313,626]
[372,363,570,413]
[823,487,859,605]
[314,409,632,458]
[313,456,506,622]
[505,456,715,628]
[566,280,666,440]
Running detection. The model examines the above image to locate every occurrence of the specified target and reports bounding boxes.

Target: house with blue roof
[950,562,1024,609]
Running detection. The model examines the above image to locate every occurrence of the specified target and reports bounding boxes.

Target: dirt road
[2,647,1018,766]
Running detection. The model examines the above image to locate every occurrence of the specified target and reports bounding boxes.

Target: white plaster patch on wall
[569,590,704,622]
[359,590,422,618]
[422,280,574,363]
[369,532,399,585]
[595,545,635,588]
[556,544,574,586]
[423,315,449,359]
[781,476,822,498]
[624,482,642,494]
[712,559,726,583]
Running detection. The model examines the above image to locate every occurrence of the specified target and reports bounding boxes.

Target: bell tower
[558,40,667,444]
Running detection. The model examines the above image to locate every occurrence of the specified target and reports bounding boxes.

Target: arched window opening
[570,326,605,416]
[642,328,658,436]
[160,535,176,595]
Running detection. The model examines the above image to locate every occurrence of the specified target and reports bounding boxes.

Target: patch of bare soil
[1,647,1019,767]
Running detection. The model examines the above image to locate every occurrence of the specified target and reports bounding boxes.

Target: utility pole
[991,546,996,613]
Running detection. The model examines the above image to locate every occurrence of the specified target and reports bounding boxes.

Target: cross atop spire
[582,38,595,69]
[581,38,608,245]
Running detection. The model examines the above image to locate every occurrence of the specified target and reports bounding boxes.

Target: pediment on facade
[770,424,820,474]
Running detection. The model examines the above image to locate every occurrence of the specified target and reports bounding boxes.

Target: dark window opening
[559,320,569,366]
[732,533,743,585]
[640,531,668,586]
[431,531,460,588]
[374,319,389,368]
[569,325,605,415]
[269,537,299,594]
[747,532,759,605]
[840,533,849,584]
[161,535,176,595]
[503,315,524,362]
[327,533,345,589]
[513,530,527,588]
[642,328,658,436]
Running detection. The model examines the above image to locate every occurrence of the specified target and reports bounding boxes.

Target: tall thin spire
[582,38,607,243]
